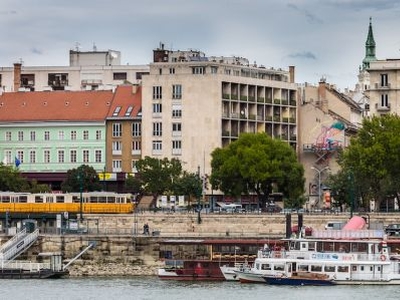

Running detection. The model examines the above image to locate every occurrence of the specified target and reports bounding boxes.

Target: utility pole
[197,165,202,224]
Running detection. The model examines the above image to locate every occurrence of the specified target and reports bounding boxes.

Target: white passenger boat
[245,218,400,285]
[220,262,250,281]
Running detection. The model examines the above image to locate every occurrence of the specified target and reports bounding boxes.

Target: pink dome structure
[342,216,366,230]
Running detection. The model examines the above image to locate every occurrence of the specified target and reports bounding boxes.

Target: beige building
[0,49,149,93]
[141,45,298,199]
[299,80,362,210]
[366,59,400,116]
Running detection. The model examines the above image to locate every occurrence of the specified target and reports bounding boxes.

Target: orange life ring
[380,255,386,261]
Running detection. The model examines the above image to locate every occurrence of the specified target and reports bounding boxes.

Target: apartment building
[0,49,149,93]
[141,45,298,201]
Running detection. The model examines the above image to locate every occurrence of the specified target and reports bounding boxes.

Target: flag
[15,156,21,167]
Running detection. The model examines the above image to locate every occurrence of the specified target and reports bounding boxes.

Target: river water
[3,276,399,300]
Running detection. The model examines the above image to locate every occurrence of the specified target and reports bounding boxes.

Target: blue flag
[15,156,21,167]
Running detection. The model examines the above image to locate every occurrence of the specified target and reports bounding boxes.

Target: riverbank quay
[2,212,399,277]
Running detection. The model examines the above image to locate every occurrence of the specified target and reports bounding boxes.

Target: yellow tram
[0,191,134,214]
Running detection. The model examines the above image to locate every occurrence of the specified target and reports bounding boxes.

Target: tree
[342,114,400,211]
[132,157,183,207]
[61,164,101,192]
[172,171,202,207]
[0,163,30,191]
[210,133,305,210]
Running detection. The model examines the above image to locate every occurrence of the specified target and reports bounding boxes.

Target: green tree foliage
[0,163,30,191]
[130,157,183,207]
[342,114,400,211]
[210,133,305,209]
[173,171,203,205]
[61,164,101,192]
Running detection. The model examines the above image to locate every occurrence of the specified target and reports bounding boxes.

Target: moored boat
[263,272,335,286]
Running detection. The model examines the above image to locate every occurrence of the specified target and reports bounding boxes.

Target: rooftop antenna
[93,42,97,51]
[75,42,81,52]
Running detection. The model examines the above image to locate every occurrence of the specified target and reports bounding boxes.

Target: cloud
[324,0,400,11]
[30,48,43,55]
[287,3,323,24]
[288,51,317,60]
[0,10,16,15]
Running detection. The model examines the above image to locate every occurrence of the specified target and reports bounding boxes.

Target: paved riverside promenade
[4,212,399,277]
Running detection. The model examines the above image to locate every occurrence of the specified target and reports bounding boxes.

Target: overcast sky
[1,0,400,90]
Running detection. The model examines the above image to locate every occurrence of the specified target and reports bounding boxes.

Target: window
[18,131,24,141]
[125,106,133,116]
[113,72,127,80]
[95,150,102,163]
[132,140,141,151]
[112,141,122,152]
[71,131,77,140]
[153,103,162,114]
[70,150,77,163]
[132,122,141,137]
[211,66,218,74]
[380,73,388,87]
[96,130,101,140]
[44,131,50,141]
[58,131,64,140]
[152,141,162,151]
[112,123,122,137]
[172,84,182,99]
[5,132,11,141]
[58,150,65,163]
[172,140,182,155]
[17,150,24,163]
[4,150,11,165]
[172,123,182,136]
[83,130,89,140]
[153,86,162,100]
[192,66,205,74]
[30,131,36,141]
[44,150,50,163]
[169,68,175,74]
[112,106,121,116]
[153,122,162,136]
[172,106,182,118]
[380,94,389,107]
[29,150,36,163]
[112,159,122,171]
[83,150,89,163]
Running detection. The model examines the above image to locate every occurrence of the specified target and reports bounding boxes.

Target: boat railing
[1,260,51,271]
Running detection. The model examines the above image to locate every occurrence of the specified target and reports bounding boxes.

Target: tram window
[35,195,44,203]
[98,196,106,203]
[324,265,335,272]
[1,196,10,203]
[56,196,65,203]
[338,266,349,272]
[108,196,116,203]
[89,196,97,203]
[298,265,308,272]
[311,265,322,272]
[46,196,54,203]
[72,196,80,203]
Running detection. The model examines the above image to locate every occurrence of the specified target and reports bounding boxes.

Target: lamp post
[78,170,83,221]
[103,165,106,191]
[197,165,202,224]
[311,166,330,207]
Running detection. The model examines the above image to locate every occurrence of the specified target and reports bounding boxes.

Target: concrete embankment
[9,212,398,276]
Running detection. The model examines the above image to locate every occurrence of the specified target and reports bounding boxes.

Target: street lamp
[197,165,202,224]
[78,170,83,221]
[311,166,330,208]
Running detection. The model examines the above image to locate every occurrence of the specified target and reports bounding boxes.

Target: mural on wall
[315,121,345,150]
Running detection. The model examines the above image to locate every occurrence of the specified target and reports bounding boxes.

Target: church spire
[362,17,376,70]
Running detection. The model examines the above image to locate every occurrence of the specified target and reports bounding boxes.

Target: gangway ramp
[0,228,40,262]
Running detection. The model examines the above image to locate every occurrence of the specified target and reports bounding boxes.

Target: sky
[1,0,400,91]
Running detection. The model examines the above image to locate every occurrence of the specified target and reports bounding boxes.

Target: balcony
[375,103,391,111]
[374,83,391,89]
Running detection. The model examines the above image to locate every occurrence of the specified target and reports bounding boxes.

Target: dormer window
[113,106,121,116]
[125,106,133,116]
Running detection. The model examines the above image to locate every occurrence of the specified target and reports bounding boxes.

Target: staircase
[0,227,40,262]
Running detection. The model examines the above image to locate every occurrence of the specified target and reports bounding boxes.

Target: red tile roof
[0,90,114,122]
[0,91,113,122]
[107,85,142,118]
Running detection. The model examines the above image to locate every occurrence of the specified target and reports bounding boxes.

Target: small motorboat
[263,272,336,286]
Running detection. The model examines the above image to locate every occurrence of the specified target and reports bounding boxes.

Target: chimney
[13,63,22,92]
[288,66,295,83]
[318,78,329,113]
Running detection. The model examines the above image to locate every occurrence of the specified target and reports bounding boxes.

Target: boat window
[255,263,260,270]
[338,266,349,273]
[274,265,284,271]
[311,265,322,272]
[360,266,364,271]
[308,242,316,251]
[352,266,357,271]
[298,265,308,272]
[261,264,271,270]
[324,265,335,272]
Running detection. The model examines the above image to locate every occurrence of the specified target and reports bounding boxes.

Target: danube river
[3,276,400,300]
